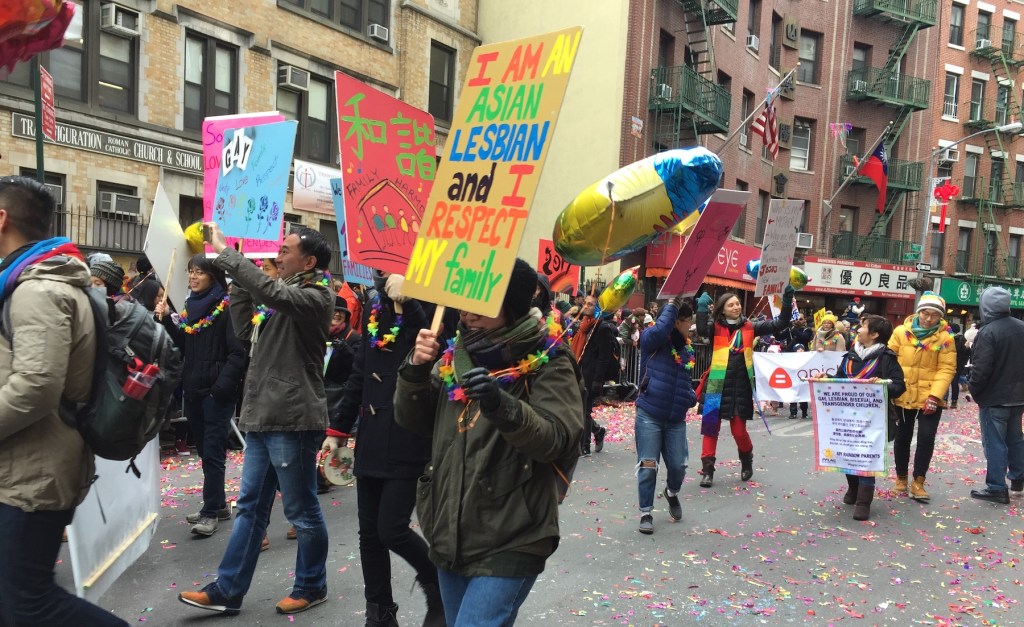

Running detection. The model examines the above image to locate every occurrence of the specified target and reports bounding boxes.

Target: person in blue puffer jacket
[633,295,697,535]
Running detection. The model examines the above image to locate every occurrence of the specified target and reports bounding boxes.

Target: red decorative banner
[538,238,579,295]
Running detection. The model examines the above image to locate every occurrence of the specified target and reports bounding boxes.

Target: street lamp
[917,121,1023,279]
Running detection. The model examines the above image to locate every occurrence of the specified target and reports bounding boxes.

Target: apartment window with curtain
[839,205,858,233]
[755,191,769,244]
[790,118,812,171]
[949,4,964,46]
[740,90,753,148]
[276,69,335,164]
[733,180,748,238]
[991,157,1005,200]
[996,83,1010,125]
[969,78,985,121]
[797,32,821,83]
[1009,233,1022,278]
[929,225,945,270]
[851,44,869,71]
[944,73,960,118]
[956,227,972,273]
[1004,20,1017,55]
[963,153,978,197]
[846,128,864,156]
[977,12,992,45]
[184,34,238,131]
[983,229,999,275]
[748,0,761,39]
[428,41,456,123]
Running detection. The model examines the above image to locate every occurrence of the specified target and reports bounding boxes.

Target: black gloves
[462,367,503,413]
[671,295,686,310]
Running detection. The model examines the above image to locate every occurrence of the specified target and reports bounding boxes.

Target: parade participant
[569,294,613,454]
[696,287,794,487]
[842,296,865,325]
[779,313,813,352]
[0,177,127,626]
[395,258,584,626]
[634,297,697,534]
[788,343,810,420]
[831,315,905,521]
[89,259,124,299]
[178,224,333,615]
[813,313,846,352]
[887,292,957,502]
[338,280,363,333]
[156,254,246,537]
[619,307,647,347]
[968,287,1024,504]
[322,270,444,627]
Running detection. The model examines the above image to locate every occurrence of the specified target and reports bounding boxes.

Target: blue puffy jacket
[636,303,697,422]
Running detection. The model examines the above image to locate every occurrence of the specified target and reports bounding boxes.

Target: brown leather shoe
[275,588,327,614]
[286,526,297,540]
[910,476,929,501]
[893,475,908,493]
[260,533,270,552]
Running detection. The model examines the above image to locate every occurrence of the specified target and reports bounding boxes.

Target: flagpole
[718,66,799,152]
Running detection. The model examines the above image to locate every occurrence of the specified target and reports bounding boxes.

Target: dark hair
[0,176,54,241]
[949,322,961,334]
[860,314,893,345]
[188,253,227,290]
[133,279,163,311]
[294,227,331,270]
[714,292,740,318]
[136,255,153,274]
[675,302,694,321]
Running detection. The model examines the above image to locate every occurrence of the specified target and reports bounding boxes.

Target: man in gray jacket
[0,177,126,626]
[179,223,334,615]
[968,287,1024,504]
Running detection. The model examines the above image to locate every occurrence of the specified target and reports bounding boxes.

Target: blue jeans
[212,431,328,601]
[0,504,128,626]
[437,569,537,626]
[634,406,688,511]
[185,394,235,517]
[978,405,1024,492]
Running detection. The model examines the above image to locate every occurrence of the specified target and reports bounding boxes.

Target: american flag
[750,101,779,160]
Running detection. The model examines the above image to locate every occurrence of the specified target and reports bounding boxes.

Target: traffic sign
[910,243,923,252]
[916,262,932,272]
[902,252,920,261]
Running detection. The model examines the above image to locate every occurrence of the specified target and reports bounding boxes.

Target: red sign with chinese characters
[39,65,55,142]
[538,238,579,295]
[335,71,436,275]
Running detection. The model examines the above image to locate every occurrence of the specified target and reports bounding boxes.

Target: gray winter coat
[968,287,1024,407]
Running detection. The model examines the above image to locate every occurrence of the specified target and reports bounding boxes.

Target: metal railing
[846,67,931,110]
[831,232,914,265]
[51,207,148,254]
[618,339,712,387]
[943,99,958,118]
[649,65,732,133]
[852,0,938,26]
[955,250,971,273]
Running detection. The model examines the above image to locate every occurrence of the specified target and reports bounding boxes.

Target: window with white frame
[790,118,812,171]
[944,73,960,117]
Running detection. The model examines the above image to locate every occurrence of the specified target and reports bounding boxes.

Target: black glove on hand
[462,367,502,413]
[671,295,686,310]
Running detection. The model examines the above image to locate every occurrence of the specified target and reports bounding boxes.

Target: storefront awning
[704,275,755,291]
[645,267,670,278]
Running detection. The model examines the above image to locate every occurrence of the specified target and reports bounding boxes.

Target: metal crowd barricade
[619,340,713,388]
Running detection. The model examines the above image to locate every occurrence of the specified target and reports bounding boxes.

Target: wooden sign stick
[157,248,175,321]
[430,305,445,334]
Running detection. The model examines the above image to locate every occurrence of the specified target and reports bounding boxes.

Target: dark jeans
[581,387,603,450]
[789,402,808,417]
[185,394,235,517]
[356,476,436,605]
[893,407,942,478]
[0,504,128,627]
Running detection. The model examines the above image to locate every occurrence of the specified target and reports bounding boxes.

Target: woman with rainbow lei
[633,295,697,535]
[394,259,584,625]
[813,312,847,353]
[886,291,957,502]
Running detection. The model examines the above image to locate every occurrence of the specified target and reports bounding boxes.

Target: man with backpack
[0,177,128,626]
[570,294,616,455]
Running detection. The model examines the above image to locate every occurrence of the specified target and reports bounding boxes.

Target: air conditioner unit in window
[844,164,857,176]
[655,83,672,100]
[852,79,868,91]
[367,23,389,43]
[278,66,310,92]
[100,3,140,37]
[99,192,142,221]
[942,148,961,162]
[977,38,992,49]
[796,232,814,249]
[746,34,760,51]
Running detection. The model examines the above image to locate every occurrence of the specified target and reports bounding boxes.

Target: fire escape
[649,0,737,149]
[833,0,935,265]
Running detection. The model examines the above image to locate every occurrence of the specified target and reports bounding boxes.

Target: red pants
[701,416,753,458]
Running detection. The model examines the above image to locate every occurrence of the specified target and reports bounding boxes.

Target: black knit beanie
[502,258,537,323]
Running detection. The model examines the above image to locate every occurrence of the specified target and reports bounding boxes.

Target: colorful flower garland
[366,301,403,350]
[440,314,564,404]
[904,326,952,352]
[670,343,696,371]
[178,295,230,335]
[251,273,331,328]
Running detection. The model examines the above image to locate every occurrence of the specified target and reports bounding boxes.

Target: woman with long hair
[695,287,794,487]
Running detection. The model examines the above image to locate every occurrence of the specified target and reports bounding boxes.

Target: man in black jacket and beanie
[570,294,615,455]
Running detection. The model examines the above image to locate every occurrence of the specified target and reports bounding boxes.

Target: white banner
[754,199,804,297]
[293,158,342,214]
[810,380,889,475]
[143,184,192,310]
[753,351,844,402]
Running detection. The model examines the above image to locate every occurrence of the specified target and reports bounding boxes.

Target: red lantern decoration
[933,182,960,234]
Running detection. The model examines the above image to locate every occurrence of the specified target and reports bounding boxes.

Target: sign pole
[32,57,45,183]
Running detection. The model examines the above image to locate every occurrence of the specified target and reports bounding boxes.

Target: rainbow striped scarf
[0,237,82,304]
[701,320,756,437]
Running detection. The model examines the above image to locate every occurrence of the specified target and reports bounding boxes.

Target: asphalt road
[58,399,1022,625]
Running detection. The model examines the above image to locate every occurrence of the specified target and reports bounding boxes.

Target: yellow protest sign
[399,26,583,317]
[813,307,826,330]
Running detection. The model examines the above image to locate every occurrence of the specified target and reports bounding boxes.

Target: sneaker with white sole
[186,507,231,524]
[190,517,218,537]
[276,588,328,614]
[179,582,241,615]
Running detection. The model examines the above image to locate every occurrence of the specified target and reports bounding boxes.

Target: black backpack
[2,286,182,476]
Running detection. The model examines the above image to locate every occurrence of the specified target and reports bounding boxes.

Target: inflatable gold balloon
[553,148,722,266]
[746,259,809,290]
[598,266,639,312]
[184,222,206,254]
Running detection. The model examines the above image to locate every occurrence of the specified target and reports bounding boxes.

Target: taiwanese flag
[855,144,888,212]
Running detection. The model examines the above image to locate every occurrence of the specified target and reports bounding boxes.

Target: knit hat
[91,260,124,295]
[819,313,837,327]
[502,259,538,322]
[916,291,946,316]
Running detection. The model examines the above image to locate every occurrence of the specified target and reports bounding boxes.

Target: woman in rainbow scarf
[887,292,957,502]
[695,287,794,487]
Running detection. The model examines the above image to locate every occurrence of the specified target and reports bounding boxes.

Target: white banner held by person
[754,199,804,298]
[810,379,889,475]
[753,351,843,403]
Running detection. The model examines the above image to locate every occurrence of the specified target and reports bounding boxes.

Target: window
[996,84,1010,125]
[755,191,769,245]
[768,13,781,68]
[282,0,390,34]
[748,0,761,38]
[983,229,999,275]
[956,227,972,273]
[851,44,870,71]
[949,5,964,46]
[96,181,140,220]
[963,153,979,197]
[184,34,237,131]
[790,118,812,171]
[929,224,945,270]
[1016,160,1024,184]
[717,70,731,95]
[18,168,65,211]
[944,73,960,118]
[846,127,864,156]
[428,41,455,123]
[970,78,985,121]
[977,12,992,44]
[98,32,134,112]
[740,90,754,148]
[797,32,820,83]
[1009,234,1022,277]
[277,70,335,164]
[733,180,748,238]
[991,157,1005,200]
[319,218,344,277]
[937,161,953,182]
[1004,20,1017,55]
[658,30,674,66]
[839,205,858,233]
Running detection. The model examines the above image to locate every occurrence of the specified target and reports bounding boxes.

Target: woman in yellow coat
[887,292,957,502]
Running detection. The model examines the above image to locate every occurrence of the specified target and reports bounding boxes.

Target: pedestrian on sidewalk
[322,270,446,627]
[156,254,246,537]
[395,259,584,626]
[888,292,957,502]
[569,294,614,455]
[830,315,905,521]
[695,287,794,487]
[633,296,697,534]
[967,287,1024,504]
[178,224,333,616]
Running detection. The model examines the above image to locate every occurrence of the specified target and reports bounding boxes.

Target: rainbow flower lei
[670,343,696,371]
[439,314,564,404]
[251,273,331,327]
[367,301,403,350]
[178,295,230,335]
[904,325,952,352]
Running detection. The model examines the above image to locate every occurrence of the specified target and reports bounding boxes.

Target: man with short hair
[570,294,615,454]
[968,287,1024,504]
[179,224,334,615]
[0,177,127,626]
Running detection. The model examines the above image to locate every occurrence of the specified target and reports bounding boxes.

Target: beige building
[1,0,481,274]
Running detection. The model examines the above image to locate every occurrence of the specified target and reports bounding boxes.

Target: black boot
[842,474,858,505]
[739,452,754,481]
[366,602,400,627]
[417,577,446,627]
[852,484,874,521]
[699,456,715,487]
